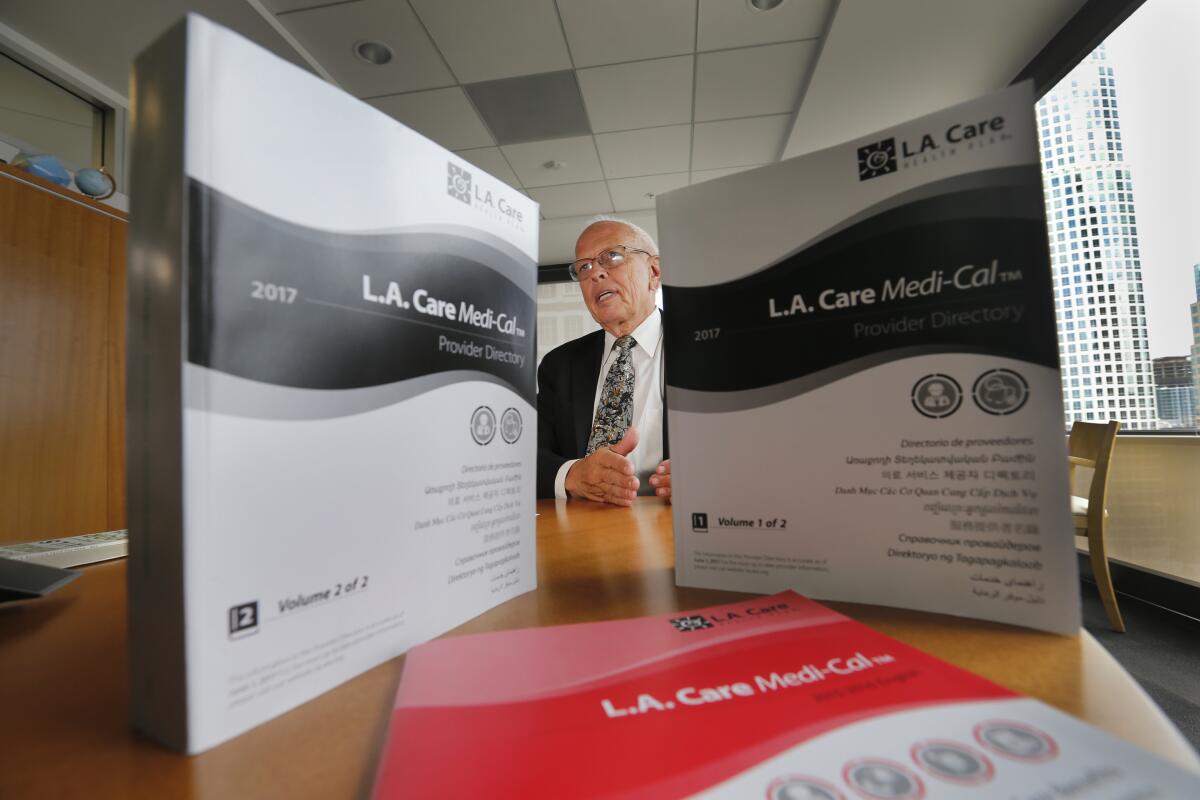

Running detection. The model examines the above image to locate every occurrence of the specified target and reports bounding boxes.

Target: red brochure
[373,591,1198,798]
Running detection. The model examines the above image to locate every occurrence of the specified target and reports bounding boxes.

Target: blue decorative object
[14,153,72,187]
[75,168,116,200]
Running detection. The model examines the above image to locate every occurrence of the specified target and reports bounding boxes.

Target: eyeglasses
[569,244,656,281]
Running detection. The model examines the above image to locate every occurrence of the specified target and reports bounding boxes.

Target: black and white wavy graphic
[184,366,524,420]
[664,166,1058,413]
[184,181,536,414]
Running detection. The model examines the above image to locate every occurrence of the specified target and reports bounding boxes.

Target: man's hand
[649,459,671,502]
[565,427,640,507]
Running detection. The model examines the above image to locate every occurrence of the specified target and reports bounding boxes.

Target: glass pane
[0,53,104,170]
[1037,0,1199,434]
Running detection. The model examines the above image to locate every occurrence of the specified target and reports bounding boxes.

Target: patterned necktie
[586,335,636,454]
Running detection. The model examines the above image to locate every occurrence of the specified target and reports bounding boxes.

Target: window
[1037,3,1199,434]
[0,53,106,170]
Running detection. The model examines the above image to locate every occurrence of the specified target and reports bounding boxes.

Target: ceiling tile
[454,147,521,188]
[465,71,591,145]
[501,135,604,187]
[410,0,572,82]
[697,0,830,51]
[278,0,454,97]
[690,164,764,184]
[608,173,690,211]
[577,56,693,133]
[369,87,493,150]
[528,181,613,219]
[692,114,791,170]
[594,125,691,180]
[694,41,818,122]
[557,0,696,68]
[540,217,590,264]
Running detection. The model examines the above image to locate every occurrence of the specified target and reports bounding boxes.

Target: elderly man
[536,219,671,506]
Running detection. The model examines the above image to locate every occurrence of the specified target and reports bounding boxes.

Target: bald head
[577,219,658,255]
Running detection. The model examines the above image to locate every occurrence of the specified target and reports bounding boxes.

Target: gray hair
[587,215,659,255]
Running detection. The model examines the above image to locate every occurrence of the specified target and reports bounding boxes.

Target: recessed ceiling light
[353,40,394,66]
[748,0,785,10]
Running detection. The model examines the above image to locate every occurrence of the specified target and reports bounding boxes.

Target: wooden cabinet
[0,163,127,544]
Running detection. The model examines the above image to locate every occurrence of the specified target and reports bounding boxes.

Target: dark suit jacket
[536,328,668,499]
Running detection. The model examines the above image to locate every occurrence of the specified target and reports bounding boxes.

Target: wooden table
[2,499,1196,798]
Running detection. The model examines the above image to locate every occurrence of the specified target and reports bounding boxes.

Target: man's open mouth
[596,290,616,302]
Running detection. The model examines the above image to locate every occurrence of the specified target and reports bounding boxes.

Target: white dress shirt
[555,309,665,499]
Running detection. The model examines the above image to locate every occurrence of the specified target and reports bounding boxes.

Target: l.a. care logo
[447,162,472,204]
[857,115,1010,180]
[857,138,897,181]
[670,601,795,633]
[445,160,526,230]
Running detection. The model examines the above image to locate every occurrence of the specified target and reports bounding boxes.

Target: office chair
[1068,420,1123,632]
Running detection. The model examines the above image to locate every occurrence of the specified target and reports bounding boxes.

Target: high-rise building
[1191,264,1200,427]
[1037,44,1156,430]
[1152,356,1195,429]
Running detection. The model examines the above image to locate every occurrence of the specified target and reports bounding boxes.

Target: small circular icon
[911,374,962,419]
[452,174,469,194]
[500,408,523,443]
[867,151,890,170]
[766,775,845,800]
[910,740,994,785]
[843,759,925,799]
[470,406,496,445]
[972,369,1029,415]
[973,720,1058,763]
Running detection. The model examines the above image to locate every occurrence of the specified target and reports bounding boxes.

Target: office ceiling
[1,0,1087,264]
